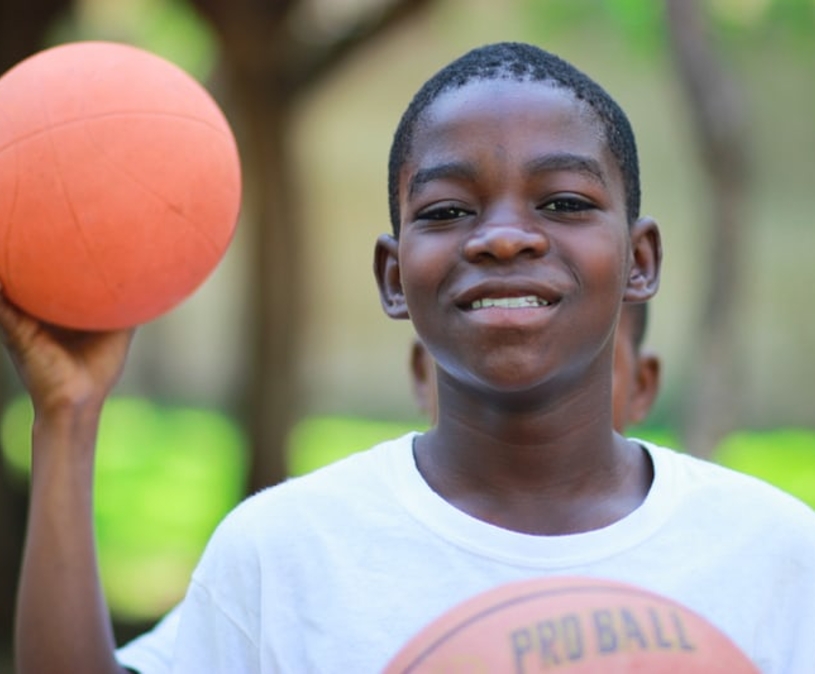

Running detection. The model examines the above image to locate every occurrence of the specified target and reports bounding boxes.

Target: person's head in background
[410,301,660,432]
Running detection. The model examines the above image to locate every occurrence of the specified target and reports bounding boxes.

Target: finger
[0,287,42,350]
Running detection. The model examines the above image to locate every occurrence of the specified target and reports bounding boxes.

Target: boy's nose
[463,215,549,262]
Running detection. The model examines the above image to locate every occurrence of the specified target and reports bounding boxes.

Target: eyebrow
[407,152,607,199]
[524,153,607,186]
[408,162,477,199]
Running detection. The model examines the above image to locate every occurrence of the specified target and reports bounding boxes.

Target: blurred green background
[1,0,814,664]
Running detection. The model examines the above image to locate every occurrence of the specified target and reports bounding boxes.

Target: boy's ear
[374,234,410,319]
[625,216,662,303]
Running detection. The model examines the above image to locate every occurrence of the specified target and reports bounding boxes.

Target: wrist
[30,403,103,470]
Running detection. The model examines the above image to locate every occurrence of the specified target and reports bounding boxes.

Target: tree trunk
[190,0,436,491]
[664,0,752,457]
[227,70,302,492]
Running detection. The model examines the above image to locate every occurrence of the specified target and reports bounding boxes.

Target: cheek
[575,230,630,301]
[398,254,437,337]
[399,235,451,306]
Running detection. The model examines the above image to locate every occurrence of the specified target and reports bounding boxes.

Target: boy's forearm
[15,413,128,674]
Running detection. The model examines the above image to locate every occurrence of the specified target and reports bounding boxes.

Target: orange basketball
[0,41,241,330]
[384,576,760,673]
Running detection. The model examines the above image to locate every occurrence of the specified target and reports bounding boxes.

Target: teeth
[471,296,550,309]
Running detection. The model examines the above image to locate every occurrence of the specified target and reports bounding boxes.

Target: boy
[115,302,661,673]
[3,42,814,673]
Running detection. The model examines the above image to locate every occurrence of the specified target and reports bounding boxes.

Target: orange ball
[0,41,241,330]
[384,576,760,673]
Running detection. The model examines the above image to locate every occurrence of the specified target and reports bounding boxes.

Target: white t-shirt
[117,434,815,673]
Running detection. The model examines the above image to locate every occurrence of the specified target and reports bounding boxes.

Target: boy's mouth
[469,296,550,310]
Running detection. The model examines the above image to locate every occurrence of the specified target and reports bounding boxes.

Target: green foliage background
[1,0,813,625]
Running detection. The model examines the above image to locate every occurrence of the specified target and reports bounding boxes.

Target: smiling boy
[4,42,815,674]
[114,304,661,674]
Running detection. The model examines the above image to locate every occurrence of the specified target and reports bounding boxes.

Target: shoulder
[116,605,181,673]
[198,432,417,552]
[643,440,815,544]
[185,432,418,612]
[649,441,808,502]
[248,431,414,507]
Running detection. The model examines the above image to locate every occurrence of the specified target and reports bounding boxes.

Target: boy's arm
[0,292,133,674]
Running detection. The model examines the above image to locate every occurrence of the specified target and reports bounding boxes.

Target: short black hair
[387,42,641,236]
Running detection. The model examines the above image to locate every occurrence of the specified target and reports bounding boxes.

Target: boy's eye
[540,197,594,213]
[417,205,471,221]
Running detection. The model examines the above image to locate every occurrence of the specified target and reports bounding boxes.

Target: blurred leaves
[520,0,815,56]
[519,0,667,56]
[713,428,815,508]
[1,396,248,620]
[713,0,815,47]
[287,415,427,476]
[47,0,217,79]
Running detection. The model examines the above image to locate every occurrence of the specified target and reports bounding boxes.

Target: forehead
[404,78,614,184]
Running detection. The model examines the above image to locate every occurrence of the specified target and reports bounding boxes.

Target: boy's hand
[0,288,134,416]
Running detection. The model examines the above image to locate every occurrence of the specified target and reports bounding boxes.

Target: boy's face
[377,79,658,399]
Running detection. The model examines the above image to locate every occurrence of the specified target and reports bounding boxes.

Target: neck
[414,384,652,535]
